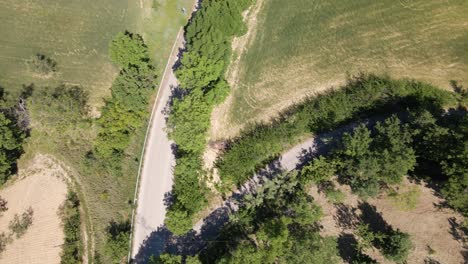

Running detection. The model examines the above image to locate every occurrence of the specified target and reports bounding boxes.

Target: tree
[336,117,416,197]
[109,32,150,68]
[104,220,131,264]
[0,112,24,185]
[380,230,412,263]
[301,156,338,184]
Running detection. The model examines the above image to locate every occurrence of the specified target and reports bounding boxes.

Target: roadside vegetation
[218,74,467,215]
[164,0,253,235]
[60,190,82,264]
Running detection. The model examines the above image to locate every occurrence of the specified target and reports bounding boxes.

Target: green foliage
[149,253,182,264]
[324,186,345,204]
[0,112,24,185]
[104,220,131,264]
[109,32,150,68]
[60,191,82,264]
[388,186,421,211]
[301,156,338,184]
[335,116,416,197]
[165,0,253,234]
[355,224,411,263]
[27,54,57,75]
[380,230,412,263]
[8,207,33,238]
[196,171,339,264]
[94,32,155,175]
[217,75,455,189]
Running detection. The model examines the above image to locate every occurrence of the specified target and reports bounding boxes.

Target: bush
[9,207,34,238]
[104,220,131,264]
[60,191,82,264]
[0,232,12,254]
[0,195,8,213]
[109,32,149,68]
[27,54,57,75]
[380,230,412,263]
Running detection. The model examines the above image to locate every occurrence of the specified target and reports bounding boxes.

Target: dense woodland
[165,0,253,234]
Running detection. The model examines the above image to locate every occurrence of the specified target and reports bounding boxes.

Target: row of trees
[93,32,156,175]
[165,0,253,234]
[216,74,460,189]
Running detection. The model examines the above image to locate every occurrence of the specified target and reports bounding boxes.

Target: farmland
[0,0,193,262]
[0,0,191,109]
[212,0,468,139]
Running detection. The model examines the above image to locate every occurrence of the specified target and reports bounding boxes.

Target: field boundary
[127,27,183,263]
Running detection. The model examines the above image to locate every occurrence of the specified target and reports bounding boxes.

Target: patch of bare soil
[0,154,68,264]
[209,0,265,141]
[310,178,466,264]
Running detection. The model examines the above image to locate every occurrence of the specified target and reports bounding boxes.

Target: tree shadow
[334,204,359,230]
[132,206,233,263]
[337,233,359,262]
[358,202,392,234]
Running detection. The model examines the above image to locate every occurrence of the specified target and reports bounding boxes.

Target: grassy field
[0,0,191,109]
[0,0,193,261]
[214,0,468,139]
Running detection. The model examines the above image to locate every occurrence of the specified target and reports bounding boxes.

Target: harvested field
[212,0,468,139]
[0,155,68,264]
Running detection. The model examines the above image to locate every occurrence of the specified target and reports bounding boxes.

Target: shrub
[109,32,149,68]
[0,232,12,254]
[0,195,8,213]
[104,220,131,264]
[60,191,82,264]
[380,230,412,263]
[9,207,34,238]
[27,54,57,76]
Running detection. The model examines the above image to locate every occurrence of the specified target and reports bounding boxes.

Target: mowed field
[212,0,468,139]
[0,0,191,108]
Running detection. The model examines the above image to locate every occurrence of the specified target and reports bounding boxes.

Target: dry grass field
[212,0,468,139]
[310,178,466,264]
[0,155,68,263]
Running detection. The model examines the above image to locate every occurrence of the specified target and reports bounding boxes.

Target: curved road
[131,28,184,259]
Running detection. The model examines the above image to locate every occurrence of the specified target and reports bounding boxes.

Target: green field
[221,0,468,137]
[0,0,191,108]
[0,0,193,261]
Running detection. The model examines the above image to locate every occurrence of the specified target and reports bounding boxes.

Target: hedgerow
[216,74,457,188]
[165,0,253,235]
[93,32,156,175]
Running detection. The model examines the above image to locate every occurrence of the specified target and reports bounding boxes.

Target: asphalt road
[131,28,184,259]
